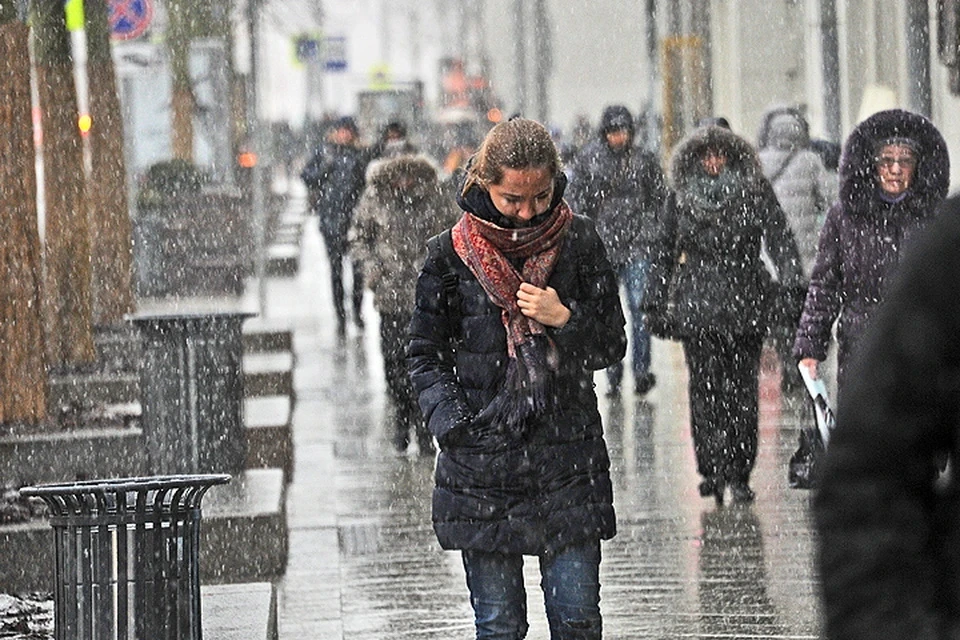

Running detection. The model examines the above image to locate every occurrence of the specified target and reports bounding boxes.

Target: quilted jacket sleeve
[793,202,844,361]
[548,217,627,371]
[406,238,474,445]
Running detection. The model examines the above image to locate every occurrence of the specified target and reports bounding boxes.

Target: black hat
[334,116,359,135]
[600,105,635,136]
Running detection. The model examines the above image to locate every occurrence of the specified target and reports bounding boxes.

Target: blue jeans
[461,540,602,640]
[607,258,651,388]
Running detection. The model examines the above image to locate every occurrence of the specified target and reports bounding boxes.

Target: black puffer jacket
[815,195,960,640]
[407,213,626,555]
[645,126,803,336]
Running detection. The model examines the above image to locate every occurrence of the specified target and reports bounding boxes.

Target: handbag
[788,365,836,489]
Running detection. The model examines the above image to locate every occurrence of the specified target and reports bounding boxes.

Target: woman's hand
[517,282,571,328]
[799,358,820,380]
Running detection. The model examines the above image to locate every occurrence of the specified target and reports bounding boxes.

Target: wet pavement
[268,182,823,639]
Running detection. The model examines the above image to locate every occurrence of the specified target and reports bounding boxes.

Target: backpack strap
[768,148,800,185]
[431,229,461,344]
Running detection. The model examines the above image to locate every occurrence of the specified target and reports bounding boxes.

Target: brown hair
[462,118,561,195]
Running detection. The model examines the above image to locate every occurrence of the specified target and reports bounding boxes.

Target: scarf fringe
[492,335,560,438]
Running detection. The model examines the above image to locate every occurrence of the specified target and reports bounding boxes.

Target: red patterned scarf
[451,202,573,432]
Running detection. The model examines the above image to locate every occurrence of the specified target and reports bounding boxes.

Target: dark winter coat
[792,109,950,374]
[644,125,804,337]
[814,195,960,640]
[567,131,668,267]
[349,155,460,316]
[300,141,367,238]
[757,106,835,275]
[407,213,626,555]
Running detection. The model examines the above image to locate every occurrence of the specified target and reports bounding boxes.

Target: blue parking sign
[109,0,153,41]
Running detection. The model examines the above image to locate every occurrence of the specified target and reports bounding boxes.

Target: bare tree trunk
[0,15,48,426]
[85,0,134,326]
[34,0,95,368]
[168,1,197,161]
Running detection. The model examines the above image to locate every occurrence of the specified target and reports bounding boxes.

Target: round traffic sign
[109,0,153,41]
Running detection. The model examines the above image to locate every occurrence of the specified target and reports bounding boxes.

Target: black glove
[644,311,677,340]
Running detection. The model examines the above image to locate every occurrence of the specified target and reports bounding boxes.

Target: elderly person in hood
[350,154,459,454]
[567,105,668,396]
[644,125,804,505]
[793,109,950,391]
[757,106,835,394]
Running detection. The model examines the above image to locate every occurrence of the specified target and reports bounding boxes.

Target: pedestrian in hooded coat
[301,116,368,335]
[407,118,626,639]
[567,105,668,396]
[644,125,804,505]
[757,106,835,394]
[793,109,950,390]
[349,154,459,455]
[814,195,960,640]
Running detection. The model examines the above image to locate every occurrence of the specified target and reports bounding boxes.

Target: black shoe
[698,477,725,505]
[635,373,657,395]
[730,482,755,504]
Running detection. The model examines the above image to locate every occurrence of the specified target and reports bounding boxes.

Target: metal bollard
[132,312,253,476]
[20,474,230,640]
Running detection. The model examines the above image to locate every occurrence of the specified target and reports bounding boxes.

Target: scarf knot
[452,201,573,436]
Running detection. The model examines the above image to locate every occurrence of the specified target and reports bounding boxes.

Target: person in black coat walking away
[793,109,950,390]
[301,116,368,336]
[814,195,960,640]
[407,118,626,639]
[567,105,668,396]
[644,125,804,505]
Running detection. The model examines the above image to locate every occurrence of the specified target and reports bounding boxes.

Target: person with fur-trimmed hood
[644,125,804,505]
[793,109,950,391]
[350,154,460,454]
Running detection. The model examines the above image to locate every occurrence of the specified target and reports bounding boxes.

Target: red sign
[109,0,153,41]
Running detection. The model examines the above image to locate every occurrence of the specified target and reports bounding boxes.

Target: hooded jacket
[644,125,804,336]
[567,105,668,267]
[757,106,836,275]
[406,180,626,555]
[349,155,460,316]
[792,109,950,374]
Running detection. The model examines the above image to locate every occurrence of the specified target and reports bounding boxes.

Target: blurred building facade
[701,0,960,188]
[256,0,958,188]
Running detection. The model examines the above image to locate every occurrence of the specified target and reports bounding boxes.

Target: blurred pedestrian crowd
[290,102,953,639]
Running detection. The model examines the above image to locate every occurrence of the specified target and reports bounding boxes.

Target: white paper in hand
[797,363,836,447]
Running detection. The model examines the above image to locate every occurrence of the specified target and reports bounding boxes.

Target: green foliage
[137,159,209,208]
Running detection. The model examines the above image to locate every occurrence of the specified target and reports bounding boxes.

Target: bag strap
[768,148,800,186]
[432,229,462,343]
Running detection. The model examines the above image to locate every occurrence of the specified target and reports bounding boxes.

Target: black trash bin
[132,312,254,476]
[20,474,230,640]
